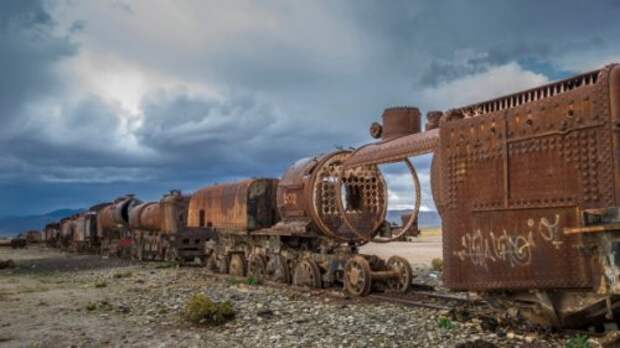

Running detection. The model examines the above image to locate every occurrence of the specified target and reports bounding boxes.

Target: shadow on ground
[0,253,136,276]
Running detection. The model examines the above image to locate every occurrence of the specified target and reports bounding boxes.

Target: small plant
[113,271,133,279]
[437,317,455,330]
[94,281,107,288]
[246,277,258,286]
[182,293,235,326]
[565,335,591,348]
[431,258,443,272]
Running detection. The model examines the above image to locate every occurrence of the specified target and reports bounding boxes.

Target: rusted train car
[129,190,211,263]
[97,195,141,257]
[43,222,60,247]
[198,153,414,296]
[344,63,620,327]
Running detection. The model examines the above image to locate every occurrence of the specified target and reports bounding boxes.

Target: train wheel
[293,259,322,288]
[266,255,291,284]
[344,256,372,297]
[248,254,266,282]
[229,254,246,277]
[386,256,413,293]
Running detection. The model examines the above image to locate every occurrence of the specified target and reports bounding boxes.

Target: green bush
[565,335,590,348]
[94,281,107,288]
[182,293,235,326]
[437,317,455,330]
[246,277,258,286]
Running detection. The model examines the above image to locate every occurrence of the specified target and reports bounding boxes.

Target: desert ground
[0,231,585,348]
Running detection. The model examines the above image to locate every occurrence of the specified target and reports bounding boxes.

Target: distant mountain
[0,209,84,237]
[386,209,441,228]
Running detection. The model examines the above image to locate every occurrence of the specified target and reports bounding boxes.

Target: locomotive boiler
[97,195,141,257]
[198,152,414,296]
[345,63,620,327]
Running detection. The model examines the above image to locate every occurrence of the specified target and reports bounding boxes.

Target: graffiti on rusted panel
[454,214,563,270]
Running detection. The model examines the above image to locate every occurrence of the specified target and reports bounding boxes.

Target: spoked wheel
[386,256,413,293]
[293,259,322,288]
[248,254,267,281]
[266,255,291,284]
[344,256,372,297]
[229,254,246,277]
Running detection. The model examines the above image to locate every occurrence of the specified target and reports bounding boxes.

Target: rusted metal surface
[188,179,279,232]
[97,195,141,235]
[128,202,161,231]
[72,213,97,244]
[439,65,618,290]
[44,222,60,244]
[344,129,439,168]
[160,190,189,235]
[278,150,387,242]
[381,107,421,141]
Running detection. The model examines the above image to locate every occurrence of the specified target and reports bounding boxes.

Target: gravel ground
[0,246,599,347]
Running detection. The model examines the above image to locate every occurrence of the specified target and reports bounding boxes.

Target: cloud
[418,63,548,110]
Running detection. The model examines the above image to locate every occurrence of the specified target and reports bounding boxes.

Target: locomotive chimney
[425,111,443,131]
[380,106,421,141]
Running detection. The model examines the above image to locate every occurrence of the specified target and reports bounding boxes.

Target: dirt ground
[360,230,442,267]
[0,242,582,348]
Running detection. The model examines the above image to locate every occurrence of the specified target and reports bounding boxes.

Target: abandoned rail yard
[2,63,620,347]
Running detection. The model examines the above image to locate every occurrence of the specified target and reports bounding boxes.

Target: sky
[1,0,619,217]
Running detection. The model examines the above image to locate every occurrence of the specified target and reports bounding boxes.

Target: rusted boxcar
[345,63,620,327]
[71,212,98,253]
[44,222,60,247]
[161,190,211,263]
[129,191,211,263]
[188,179,279,233]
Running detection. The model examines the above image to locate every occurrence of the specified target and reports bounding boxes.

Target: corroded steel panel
[160,190,189,235]
[188,179,278,232]
[442,65,618,290]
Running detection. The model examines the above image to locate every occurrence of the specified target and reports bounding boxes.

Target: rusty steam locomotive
[40,63,620,328]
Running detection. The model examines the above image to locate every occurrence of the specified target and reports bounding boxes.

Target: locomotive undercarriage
[100,229,132,258]
[204,231,414,296]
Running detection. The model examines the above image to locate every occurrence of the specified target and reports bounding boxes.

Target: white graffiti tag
[538,214,563,249]
[454,215,562,269]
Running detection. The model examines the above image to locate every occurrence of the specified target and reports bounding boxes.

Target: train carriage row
[36,63,620,328]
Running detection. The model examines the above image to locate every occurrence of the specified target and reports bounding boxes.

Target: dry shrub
[182,293,235,326]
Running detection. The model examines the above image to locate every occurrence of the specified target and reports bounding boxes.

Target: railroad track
[369,289,482,311]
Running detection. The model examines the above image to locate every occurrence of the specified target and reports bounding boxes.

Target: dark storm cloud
[348,0,620,86]
[137,90,345,182]
[2,0,620,216]
[0,0,74,129]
